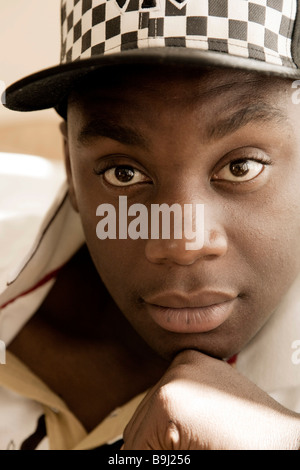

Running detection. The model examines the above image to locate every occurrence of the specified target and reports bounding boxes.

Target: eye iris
[115,166,135,183]
[230,160,249,177]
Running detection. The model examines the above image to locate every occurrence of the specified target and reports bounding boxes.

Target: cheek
[79,209,144,302]
[231,185,300,303]
[67,157,146,306]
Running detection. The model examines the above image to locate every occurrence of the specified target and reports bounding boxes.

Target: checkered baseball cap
[4,0,300,114]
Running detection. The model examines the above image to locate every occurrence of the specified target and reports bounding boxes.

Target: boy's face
[64,66,300,360]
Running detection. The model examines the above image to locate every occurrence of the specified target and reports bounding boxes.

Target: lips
[143,291,237,334]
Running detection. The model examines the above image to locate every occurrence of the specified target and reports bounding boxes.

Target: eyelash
[93,162,150,187]
[93,155,273,187]
[93,164,125,176]
[213,155,272,179]
[93,163,142,177]
[234,155,272,167]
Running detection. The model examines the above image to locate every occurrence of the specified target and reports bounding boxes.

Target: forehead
[68,65,290,114]
[67,66,293,149]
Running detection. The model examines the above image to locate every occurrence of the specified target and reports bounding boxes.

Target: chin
[144,331,244,363]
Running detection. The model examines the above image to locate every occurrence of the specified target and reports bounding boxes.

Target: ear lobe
[59,121,79,213]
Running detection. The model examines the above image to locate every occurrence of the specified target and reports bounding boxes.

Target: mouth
[143,291,237,334]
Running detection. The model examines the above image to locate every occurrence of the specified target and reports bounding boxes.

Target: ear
[59,120,79,213]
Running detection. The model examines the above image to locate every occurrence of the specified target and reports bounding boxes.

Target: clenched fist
[122,350,300,450]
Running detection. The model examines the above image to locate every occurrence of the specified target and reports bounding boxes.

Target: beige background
[0,0,64,160]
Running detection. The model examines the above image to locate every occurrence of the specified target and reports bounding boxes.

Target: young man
[1,0,299,450]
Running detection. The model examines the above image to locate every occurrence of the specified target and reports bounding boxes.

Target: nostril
[144,228,228,265]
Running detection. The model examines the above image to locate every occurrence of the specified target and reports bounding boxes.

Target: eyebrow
[206,102,288,141]
[77,118,148,148]
[77,101,288,147]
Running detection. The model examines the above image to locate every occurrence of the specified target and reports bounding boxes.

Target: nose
[145,204,228,266]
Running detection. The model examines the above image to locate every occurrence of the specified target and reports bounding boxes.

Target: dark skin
[8,244,168,431]
[9,66,300,447]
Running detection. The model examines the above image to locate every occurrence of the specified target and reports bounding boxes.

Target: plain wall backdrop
[0,0,63,159]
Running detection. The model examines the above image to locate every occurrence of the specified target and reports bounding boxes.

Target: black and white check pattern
[61,0,297,68]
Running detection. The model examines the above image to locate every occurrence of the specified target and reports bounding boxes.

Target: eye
[213,159,266,183]
[101,165,150,187]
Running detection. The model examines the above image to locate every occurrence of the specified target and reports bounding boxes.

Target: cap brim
[4,47,300,114]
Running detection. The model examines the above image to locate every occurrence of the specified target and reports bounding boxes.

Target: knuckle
[165,420,181,449]
[154,383,177,407]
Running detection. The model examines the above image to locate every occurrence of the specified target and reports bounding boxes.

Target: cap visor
[4,47,300,113]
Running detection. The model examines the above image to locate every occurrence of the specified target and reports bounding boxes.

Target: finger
[122,384,163,442]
